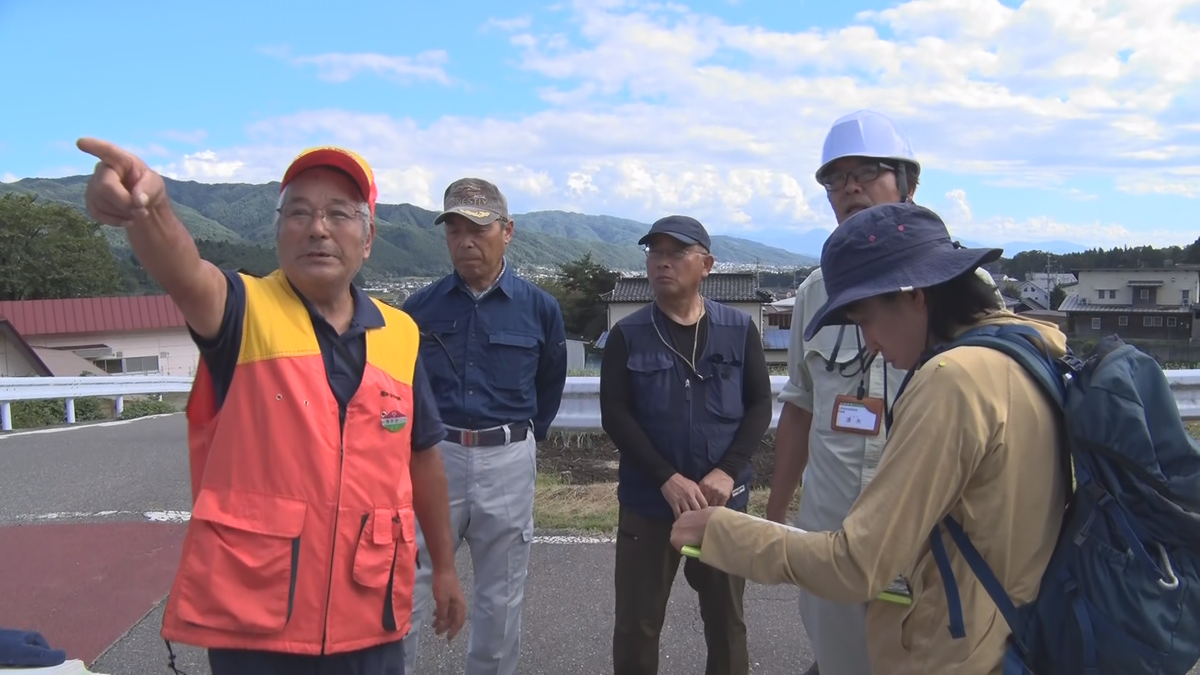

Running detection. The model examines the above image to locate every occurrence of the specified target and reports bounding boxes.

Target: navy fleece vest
[616,298,755,521]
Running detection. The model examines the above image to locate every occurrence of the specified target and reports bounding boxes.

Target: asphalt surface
[5,415,1197,675]
[0,415,815,674]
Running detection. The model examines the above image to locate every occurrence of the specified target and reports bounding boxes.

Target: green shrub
[9,397,111,429]
[119,397,179,420]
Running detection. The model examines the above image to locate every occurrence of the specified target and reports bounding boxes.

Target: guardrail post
[65,398,76,425]
[1,402,10,432]
[115,395,124,416]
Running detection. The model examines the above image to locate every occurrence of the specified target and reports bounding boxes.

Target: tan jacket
[701,311,1069,674]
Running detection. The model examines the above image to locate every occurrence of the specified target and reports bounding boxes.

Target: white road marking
[5,510,616,542]
[0,413,182,439]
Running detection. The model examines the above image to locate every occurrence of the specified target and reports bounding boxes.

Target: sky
[3,0,1200,256]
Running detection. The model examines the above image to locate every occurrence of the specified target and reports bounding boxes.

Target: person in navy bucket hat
[804,201,1003,344]
[667,197,1074,673]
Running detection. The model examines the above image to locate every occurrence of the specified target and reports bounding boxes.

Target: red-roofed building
[0,295,198,377]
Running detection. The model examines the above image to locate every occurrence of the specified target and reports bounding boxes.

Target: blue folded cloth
[0,628,67,668]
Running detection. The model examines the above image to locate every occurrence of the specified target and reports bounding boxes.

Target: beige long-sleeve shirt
[702,311,1069,674]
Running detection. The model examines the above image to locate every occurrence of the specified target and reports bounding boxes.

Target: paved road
[0,415,815,674]
[4,415,1196,675]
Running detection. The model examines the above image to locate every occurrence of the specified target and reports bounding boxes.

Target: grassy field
[533,473,797,534]
[533,422,1200,534]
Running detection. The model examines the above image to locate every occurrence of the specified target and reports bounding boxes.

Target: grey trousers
[401,433,537,675]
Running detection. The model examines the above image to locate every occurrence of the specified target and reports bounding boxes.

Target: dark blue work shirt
[190,269,446,452]
[402,260,567,441]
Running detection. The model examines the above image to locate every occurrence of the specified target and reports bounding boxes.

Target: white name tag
[831,395,884,436]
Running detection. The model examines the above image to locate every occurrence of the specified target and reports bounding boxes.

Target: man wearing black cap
[401,178,568,675]
[600,215,773,675]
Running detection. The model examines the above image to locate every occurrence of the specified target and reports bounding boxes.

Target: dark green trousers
[612,505,749,675]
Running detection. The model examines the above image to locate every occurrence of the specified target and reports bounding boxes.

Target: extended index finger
[76,138,136,178]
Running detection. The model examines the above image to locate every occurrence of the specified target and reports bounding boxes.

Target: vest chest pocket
[175,489,308,634]
[704,359,745,422]
[485,332,541,391]
[627,351,675,414]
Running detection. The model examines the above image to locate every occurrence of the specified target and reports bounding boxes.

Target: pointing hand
[76,138,167,227]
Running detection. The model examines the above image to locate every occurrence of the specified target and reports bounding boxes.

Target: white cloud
[127,1,1200,244]
[262,46,451,85]
[940,188,1195,248]
[1,172,18,183]
[154,151,245,182]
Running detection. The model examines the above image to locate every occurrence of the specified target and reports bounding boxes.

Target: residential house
[1058,267,1200,341]
[1001,295,1045,314]
[0,295,197,377]
[597,272,783,362]
[601,272,774,332]
[1017,280,1051,309]
[764,296,794,329]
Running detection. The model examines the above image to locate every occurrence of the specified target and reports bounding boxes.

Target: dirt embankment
[537,431,779,488]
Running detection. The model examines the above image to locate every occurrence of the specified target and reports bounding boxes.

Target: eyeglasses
[277,204,365,228]
[819,162,895,192]
[645,248,704,261]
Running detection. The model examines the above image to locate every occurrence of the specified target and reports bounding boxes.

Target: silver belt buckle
[460,429,479,447]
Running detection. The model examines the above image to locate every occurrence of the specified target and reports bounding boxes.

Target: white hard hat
[816,109,920,182]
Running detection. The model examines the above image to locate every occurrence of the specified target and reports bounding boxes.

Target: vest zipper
[321,425,346,654]
[685,378,691,401]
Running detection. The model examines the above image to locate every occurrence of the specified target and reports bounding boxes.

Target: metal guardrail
[4,372,1200,433]
[0,375,193,430]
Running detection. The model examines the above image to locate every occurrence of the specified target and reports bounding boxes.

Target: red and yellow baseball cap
[280,146,378,219]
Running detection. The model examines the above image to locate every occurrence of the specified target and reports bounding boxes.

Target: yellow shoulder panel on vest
[366,298,419,385]
[237,270,321,365]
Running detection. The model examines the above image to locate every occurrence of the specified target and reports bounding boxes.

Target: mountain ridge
[1,176,819,276]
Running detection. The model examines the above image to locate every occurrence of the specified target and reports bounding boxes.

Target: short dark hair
[921,269,1002,343]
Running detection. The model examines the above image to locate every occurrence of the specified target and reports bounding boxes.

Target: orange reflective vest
[161,269,421,656]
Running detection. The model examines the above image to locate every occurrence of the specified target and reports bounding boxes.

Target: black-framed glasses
[819,162,895,192]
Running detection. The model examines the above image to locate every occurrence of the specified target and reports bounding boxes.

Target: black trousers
[612,505,749,675]
[207,639,404,675]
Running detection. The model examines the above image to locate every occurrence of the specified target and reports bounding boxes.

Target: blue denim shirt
[403,260,567,441]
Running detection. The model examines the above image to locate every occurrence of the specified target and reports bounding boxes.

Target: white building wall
[0,332,40,377]
[1075,270,1199,306]
[24,328,199,376]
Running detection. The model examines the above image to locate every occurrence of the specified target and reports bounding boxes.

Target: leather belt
[445,423,529,448]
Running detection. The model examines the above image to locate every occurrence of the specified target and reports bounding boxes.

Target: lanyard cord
[650,299,707,379]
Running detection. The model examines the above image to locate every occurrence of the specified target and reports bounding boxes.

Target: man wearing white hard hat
[764,110,1000,675]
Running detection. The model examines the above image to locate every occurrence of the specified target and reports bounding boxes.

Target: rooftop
[1057,295,1195,314]
[1071,266,1200,274]
[0,295,187,337]
[602,273,774,304]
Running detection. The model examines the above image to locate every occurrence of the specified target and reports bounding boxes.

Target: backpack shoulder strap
[919,323,1073,658]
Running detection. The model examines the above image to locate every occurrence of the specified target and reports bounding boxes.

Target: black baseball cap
[637,215,712,251]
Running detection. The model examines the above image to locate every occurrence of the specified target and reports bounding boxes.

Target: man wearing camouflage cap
[401,178,568,675]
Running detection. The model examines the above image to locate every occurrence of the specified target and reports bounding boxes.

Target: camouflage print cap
[433,178,510,226]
